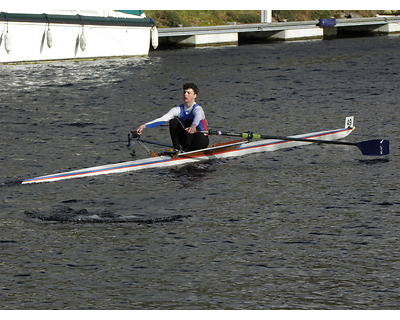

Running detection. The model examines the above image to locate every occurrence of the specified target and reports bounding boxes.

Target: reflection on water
[1,56,162,90]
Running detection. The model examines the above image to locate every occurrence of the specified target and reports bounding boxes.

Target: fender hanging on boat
[46,25,53,48]
[4,29,12,53]
[151,26,158,49]
[79,26,86,51]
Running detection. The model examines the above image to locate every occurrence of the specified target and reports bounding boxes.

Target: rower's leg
[182,119,195,152]
[190,132,209,151]
[169,118,185,150]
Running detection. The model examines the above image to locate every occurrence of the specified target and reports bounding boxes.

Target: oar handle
[127,131,141,147]
[128,131,173,149]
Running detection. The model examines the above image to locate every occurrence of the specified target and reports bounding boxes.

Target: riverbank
[155,16,400,49]
[145,10,393,28]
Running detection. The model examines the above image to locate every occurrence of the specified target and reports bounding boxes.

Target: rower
[136,83,209,152]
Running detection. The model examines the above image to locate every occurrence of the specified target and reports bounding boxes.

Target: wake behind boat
[21,116,389,184]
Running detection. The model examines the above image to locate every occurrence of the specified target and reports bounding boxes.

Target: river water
[1,35,399,309]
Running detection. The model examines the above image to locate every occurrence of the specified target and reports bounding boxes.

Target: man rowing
[136,83,209,152]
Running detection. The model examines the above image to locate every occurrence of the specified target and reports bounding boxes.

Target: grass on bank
[144,10,395,28]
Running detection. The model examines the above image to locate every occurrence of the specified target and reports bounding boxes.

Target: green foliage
[225,11,261,24]
[146,10,261,27]
[145,10,386,28]
[149,10,183,27]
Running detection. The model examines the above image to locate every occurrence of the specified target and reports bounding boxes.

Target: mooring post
[261,10,272,23]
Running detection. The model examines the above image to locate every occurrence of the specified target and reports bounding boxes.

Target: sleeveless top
[179,104,208,131]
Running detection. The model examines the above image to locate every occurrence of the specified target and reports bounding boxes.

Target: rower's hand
[137,124,146,135]
[185,124,197,134]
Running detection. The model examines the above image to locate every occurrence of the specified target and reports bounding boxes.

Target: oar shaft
[128,131,173,148]
[204,130,389,156]
[139,139,173,148]
[206,130,357,146]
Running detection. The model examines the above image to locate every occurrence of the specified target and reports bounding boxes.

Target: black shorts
[169,118,209,151]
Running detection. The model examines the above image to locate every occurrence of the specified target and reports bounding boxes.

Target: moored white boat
[22,117,358,184]
[0,10,157,64]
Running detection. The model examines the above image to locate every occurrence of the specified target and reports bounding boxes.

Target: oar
[204,130,389,156]
[128,131,173,149]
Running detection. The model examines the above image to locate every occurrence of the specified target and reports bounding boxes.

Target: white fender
[46,26,53,48]
[79,28,86,51]
[5,30,12,53]
[151,26,158,49]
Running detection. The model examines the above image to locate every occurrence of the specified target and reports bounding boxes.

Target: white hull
[22,122,355,184]
[1,11,156,63]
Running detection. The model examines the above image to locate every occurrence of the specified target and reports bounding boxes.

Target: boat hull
[21,125,355,184]
[0,12,156,64]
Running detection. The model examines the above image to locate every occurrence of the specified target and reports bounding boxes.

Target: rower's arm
[144,106,180,128]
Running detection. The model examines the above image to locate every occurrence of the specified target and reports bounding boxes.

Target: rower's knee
[169,118,180,128]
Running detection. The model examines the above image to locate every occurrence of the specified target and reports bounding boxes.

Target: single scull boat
[21,116,387,184]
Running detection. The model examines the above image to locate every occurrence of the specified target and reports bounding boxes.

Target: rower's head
[183,83,198,95]
[183,83,198,105]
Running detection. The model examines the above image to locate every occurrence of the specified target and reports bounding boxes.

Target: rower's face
[183,88,197,104]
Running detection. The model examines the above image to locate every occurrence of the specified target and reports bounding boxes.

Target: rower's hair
[183,83,198,95]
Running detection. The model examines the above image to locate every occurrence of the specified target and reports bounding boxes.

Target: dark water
[1,35,399,309]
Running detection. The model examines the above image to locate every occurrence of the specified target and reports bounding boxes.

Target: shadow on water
[1,180,23,187]
[169,161,215,178]
[358,158,390,165]
[24,205,190,224]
